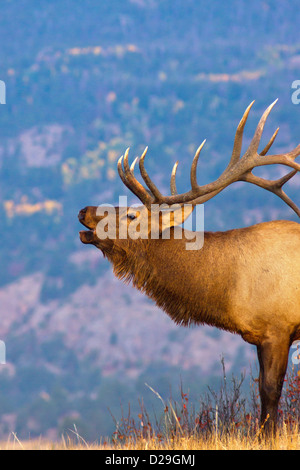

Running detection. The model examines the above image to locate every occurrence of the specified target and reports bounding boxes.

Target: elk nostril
[78,207,88,221]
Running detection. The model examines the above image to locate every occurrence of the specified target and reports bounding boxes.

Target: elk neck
[104,226,245,332]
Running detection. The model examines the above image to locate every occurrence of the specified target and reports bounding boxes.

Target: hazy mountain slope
[0,0,299,440]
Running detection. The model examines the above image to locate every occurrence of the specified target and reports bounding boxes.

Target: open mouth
[78,209,95,244]
[79,229,95,243]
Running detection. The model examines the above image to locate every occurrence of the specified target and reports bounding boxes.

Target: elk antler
[117,100,300,216]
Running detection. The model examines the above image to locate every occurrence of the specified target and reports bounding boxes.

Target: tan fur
[79,204,300,434]
[79,100,300,434]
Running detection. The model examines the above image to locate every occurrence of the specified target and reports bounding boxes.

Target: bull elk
[78,100,300,434]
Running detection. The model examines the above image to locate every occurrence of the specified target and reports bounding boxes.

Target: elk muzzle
[78,206,101,244]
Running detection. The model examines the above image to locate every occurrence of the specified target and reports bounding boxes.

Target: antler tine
[241,169,300,217]
[139,146,163,201]
[132,154,155,198]
[118,148,153,207]
[123,147,131,174]
[130,156,139,174]
[260,127,279,156]
[229,100,255,168]
[277,169,298,187]
[118,153,139,191]
[273,169,300,217]
[118,155,130,188]
[283,143,300,165]
[170,161,179,195]
[191,140,206,190]
[247,99,278,157]
[277,191,300,218]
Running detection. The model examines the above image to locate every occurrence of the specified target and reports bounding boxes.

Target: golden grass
[3,362,300,450]
[2,425,300,450]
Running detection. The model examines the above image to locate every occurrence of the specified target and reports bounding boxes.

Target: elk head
[78,143,198,257]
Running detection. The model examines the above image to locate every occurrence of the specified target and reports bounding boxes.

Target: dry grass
[3,359,300,450]
[1,425,300,450]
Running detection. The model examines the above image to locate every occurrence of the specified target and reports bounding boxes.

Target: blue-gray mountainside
[0,0,299,440]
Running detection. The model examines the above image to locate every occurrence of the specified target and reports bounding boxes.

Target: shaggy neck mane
[104,237,231,329]
[107,239,154,292]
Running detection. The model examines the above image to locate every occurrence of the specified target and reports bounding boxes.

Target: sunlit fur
[79,204,300,435]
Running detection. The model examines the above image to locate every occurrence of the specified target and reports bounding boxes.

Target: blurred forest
[0,0,300,441]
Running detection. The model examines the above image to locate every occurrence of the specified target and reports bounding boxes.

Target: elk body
[79,100,300,434]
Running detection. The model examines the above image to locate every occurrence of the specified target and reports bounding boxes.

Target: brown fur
[79,205,300,434]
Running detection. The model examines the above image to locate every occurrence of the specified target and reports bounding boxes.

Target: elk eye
[127,213,136,220]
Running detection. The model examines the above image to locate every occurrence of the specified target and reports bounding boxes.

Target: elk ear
[160,204,194,231]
